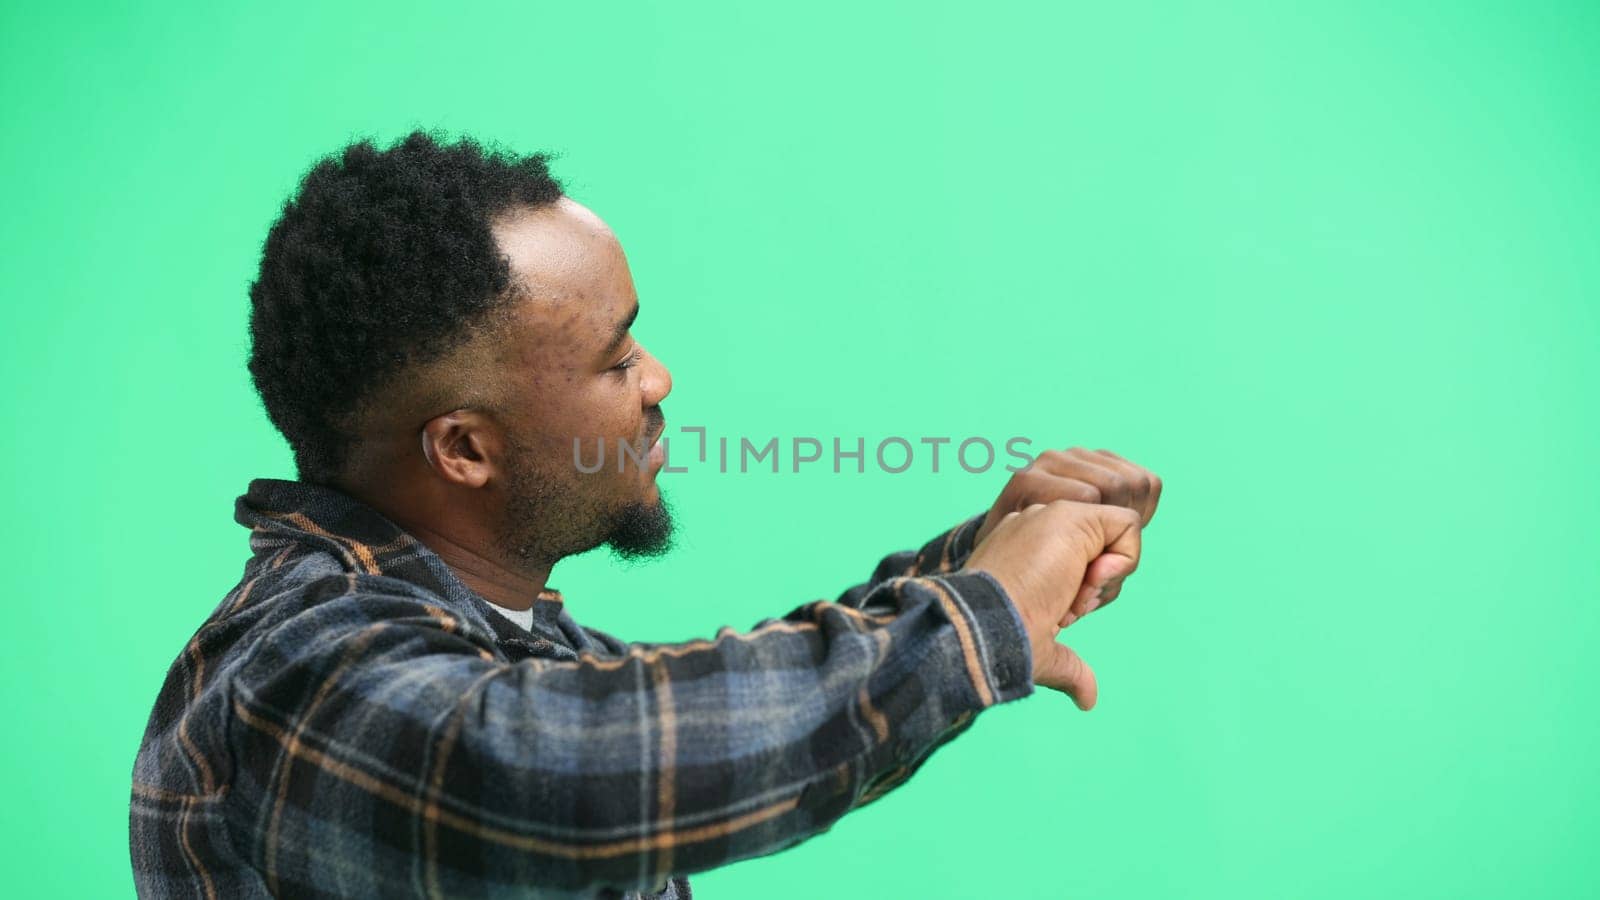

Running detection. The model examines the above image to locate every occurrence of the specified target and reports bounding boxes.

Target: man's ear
[419,410,501,488]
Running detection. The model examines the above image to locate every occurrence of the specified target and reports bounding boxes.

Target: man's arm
[227,567,1032,896]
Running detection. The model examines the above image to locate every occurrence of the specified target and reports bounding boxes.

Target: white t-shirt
[483,599,535,632]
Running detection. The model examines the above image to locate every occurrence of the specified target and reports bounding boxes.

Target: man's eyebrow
[600,303,640,357]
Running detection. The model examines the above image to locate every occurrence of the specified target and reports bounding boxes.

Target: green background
[3,1,1596,896]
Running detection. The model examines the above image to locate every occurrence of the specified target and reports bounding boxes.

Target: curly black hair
[248,130,564,482]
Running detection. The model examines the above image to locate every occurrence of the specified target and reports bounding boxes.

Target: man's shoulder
[239,550,494,638]
[180,546,499,690]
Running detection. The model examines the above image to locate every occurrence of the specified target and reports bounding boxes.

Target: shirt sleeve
[835,511,989,612]
[226,541,1031,896]
[829,512,1004,807]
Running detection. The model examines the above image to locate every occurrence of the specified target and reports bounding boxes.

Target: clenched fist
[975,447,1160,607]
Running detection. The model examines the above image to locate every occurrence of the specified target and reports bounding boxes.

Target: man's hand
[974,448,1160,605]
[963,500,1143,710]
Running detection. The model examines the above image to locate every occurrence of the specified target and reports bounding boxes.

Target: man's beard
[606,493,675,560]
[495,446,675,567]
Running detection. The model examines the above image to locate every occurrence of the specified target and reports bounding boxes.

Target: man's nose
[640,346,672,406]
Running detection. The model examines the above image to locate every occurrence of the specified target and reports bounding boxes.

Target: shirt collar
[234,478,569,640]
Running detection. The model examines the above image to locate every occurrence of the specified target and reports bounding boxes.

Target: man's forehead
[490,198,634,354]
[494,198,617,286]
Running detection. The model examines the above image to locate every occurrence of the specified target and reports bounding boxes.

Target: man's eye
[614,346,643,372]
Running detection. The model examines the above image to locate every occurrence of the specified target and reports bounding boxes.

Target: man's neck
[339,474,552,611]
[399,519,552,611]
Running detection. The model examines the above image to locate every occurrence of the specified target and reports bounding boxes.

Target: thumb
[1067,551,1138,622]
[1035,642,1099,711]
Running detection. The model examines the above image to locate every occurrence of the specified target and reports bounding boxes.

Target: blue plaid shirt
[130,479,1034,898]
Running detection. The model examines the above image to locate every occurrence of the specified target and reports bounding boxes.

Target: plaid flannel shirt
[130,478,1034,898]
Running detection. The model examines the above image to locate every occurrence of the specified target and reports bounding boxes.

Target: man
[130,131,1161,899]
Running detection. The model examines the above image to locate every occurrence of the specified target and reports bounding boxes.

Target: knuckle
[1015,467,1047,488]
[1030,448,1068,470]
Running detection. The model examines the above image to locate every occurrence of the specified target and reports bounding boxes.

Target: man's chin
[605,493,675,561]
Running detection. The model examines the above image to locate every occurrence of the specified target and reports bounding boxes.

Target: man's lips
[644,421,667,467]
